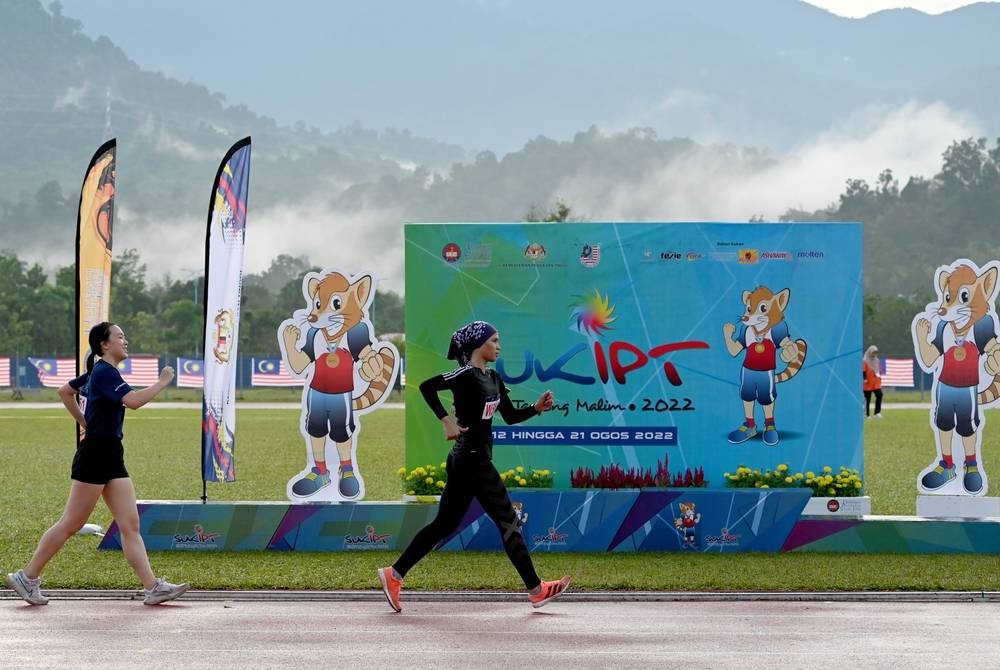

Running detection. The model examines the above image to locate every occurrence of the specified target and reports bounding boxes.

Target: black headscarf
[446,320,497,366]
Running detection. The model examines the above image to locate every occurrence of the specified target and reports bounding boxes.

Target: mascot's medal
[326,351,341,368]
[954,335,967,362]
[754,340,766,354]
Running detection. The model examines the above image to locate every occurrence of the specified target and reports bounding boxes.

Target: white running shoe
[143,577,190,605]
[6,569,48,605]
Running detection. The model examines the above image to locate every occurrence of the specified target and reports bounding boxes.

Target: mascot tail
[775,339,808,383]
[978,374,1000,406]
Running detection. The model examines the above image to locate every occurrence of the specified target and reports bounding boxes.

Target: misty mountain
[48,0,1000,152]
[1,0,998,295]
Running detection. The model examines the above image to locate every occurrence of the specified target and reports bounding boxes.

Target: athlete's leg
[25,480,104,577]
[472,459,541,590]
[102,477,156,589]
[393,453,475,577]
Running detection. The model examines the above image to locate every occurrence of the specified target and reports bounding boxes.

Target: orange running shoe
[378,567,403,613]
[529,575,571,608]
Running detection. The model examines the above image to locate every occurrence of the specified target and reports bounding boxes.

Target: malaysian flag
[0,356,10,387]
[176,357,204,388]
[251,358,301,386]
[881,358,914,387]
[117,356,160,386]
[29,358,76,388]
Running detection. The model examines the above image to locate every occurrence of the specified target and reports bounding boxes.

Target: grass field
[4,401,1000,593]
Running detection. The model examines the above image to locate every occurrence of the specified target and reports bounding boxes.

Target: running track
[3,591,999,668]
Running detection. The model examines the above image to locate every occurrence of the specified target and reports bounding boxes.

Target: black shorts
[71,437,129,485]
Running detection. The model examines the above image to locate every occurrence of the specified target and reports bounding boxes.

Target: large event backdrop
[404,222,863,489]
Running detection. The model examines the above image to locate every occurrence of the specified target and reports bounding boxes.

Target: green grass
[5,405,1000,593]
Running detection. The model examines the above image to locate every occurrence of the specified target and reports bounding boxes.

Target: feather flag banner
[75,139,116,376]
[201,137,251,484]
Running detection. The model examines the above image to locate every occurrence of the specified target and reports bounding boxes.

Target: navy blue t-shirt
[69,359,132,440]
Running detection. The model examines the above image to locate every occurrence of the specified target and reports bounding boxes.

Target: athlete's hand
[442,416,466,441]
[534,390,555,414]
[158,366,175,385]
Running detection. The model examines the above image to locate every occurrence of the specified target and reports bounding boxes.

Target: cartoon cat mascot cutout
[723,286,808,446]
[912,259,1000,496]
[278,268,400,502]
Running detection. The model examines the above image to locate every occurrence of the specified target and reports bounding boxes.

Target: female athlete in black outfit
[6,322,188,606]
[379,320,570,611]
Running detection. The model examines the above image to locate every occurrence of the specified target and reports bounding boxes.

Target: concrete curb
[4,589,1000,602]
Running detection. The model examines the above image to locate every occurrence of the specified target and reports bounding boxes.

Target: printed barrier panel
[404,222,863,489]
[100,489,812,553]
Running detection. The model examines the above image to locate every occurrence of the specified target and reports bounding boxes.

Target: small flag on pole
[0,356,10,387]
[29,358,76,388]
[177,358,204,388]
[251,358,301,386]
[881,358,914,387]
[117,356,160,386]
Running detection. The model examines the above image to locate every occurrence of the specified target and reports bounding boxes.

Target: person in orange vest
[863,345,883,419]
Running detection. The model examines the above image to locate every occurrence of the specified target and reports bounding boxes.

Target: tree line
[781,137,1000,357]
[0,249,404,358]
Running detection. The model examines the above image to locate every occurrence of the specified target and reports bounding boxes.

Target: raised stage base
[96,490,1000,554]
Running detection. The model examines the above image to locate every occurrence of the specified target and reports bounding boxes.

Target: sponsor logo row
[441,242,826,268]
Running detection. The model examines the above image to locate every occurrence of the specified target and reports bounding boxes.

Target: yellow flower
[397,467,406,476]
[436,480,446,489]
[425,476,434,485]
[784,476,793,484]
[516,466,524,473]
[823,466,832,473]
[518,478,527,486]
[777,464,788,472]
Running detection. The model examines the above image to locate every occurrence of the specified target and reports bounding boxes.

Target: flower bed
[399,463,554,496]
[725,464,864,497]
[569,454,707,489]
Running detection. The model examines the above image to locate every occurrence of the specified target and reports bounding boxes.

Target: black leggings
[865,389,883,416]
[393,450,540,589]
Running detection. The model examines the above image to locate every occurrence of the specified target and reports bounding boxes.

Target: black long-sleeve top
[419,365,538,460]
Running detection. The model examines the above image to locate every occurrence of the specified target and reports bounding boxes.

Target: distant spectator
[863,345,883,419]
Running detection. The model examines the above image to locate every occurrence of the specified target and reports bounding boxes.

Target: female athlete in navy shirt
[6,322,189,606]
